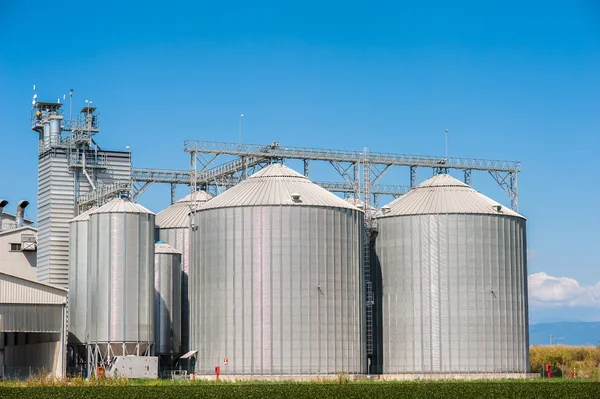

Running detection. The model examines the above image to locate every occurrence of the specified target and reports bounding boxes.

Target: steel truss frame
[86,342,153,378]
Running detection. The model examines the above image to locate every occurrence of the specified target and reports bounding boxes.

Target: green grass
[0,380,599,399]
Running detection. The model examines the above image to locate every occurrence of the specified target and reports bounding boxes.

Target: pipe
[16,200,29,228]
[0,199,8,231]
[82,152,96,190]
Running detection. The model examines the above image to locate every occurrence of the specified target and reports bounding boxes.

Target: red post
[545,363,552,379]
[215,366,221,381]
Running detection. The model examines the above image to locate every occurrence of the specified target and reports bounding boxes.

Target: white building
[0,272,67,379]
[0,226,38,281]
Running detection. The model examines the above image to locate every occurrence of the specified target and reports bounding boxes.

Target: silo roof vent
[291,193,301,203]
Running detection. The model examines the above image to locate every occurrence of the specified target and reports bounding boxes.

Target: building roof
[90,198,155,215]
[0,271,67,304]
[70,206,98,222]
[155,242,182,255]
[200,164,360,211]
[1,212,34,225]
[0,225,37,237]
[156,191,212,228]
[377,173,525,219]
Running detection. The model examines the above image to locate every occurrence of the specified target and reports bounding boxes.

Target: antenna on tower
[445,128,449,159]
[239,114,244,147]
[69,89,73,121]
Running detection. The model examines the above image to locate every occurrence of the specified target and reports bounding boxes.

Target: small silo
[189,164,366,376]
[87,198,155,356]
[375,174,529,374]
[68,206,97,344]
[154,241,182,356]
[156,190,212,354]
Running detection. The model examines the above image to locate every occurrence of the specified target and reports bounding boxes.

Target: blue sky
[1,0,599,322]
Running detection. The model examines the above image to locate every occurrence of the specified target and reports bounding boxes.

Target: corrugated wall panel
[190,205,365,375]
[88,211,154,350]
[0,275,66,304]
[67,219,89,343]
[37,149,131,289]
[0,304,64,332]
[154,250,182,355]
[157,227,191,353]
[376,214,528,374]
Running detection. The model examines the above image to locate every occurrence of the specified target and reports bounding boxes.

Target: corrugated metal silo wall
[375,214,529,374]
[154,251,182,355]
[87,212,155,347]
[68,219,89,344]
[157,227,190,353]
[190,206,366,375]
[37,149,131,288]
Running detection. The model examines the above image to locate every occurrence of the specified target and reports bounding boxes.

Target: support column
[170,184,176,205]
[303,159,310,178]
[510,172,518,212]
[410,166,417,188]
[464,170,472,186]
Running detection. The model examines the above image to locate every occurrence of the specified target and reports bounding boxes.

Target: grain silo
[156,190,212,354]
[87,198,155,358]
[154,241,182,356]
[189,164,366,376]
[67,206,97,345]
[374,174,529,374]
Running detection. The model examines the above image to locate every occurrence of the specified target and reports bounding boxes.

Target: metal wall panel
[37,149,131,288]
[157,227,191,353]
[0,274,66,304]
[68,218,89,343]
[88,211,155,352]
[190,205,365,375]
[154,250,182,355]
[375,214,529,374]
[0,304,64,332]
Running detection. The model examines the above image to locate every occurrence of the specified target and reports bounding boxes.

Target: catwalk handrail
[131,168,408,195]
[183,140,520,172]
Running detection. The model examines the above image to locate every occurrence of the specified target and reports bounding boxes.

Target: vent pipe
[0,199,8,231]
[16,200,29,228]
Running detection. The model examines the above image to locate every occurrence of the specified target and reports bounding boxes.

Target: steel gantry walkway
[182,140,520,211]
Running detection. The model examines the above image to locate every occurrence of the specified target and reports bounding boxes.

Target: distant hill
[530,322,600,346]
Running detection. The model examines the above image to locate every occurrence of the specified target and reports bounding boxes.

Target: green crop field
[0,380,599,399]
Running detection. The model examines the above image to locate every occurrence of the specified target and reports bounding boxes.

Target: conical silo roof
[70,206,98,222]
[176,190,213,204]
[156,190,212,228]
[90,198,155,215]
[378,173,524,219]
[201,163,360,211]
[155,241,182,255]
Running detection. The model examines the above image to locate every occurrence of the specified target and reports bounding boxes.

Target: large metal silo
[68,206,97,344]
[156,190,212,354]
[154,242,182,355]
[87,198,155,357]
[190,164,366,376]
[374,174,529,374]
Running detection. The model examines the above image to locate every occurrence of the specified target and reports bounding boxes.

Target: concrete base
[377,373,539,381]
[192,374,367,382]
[191,373,539,382]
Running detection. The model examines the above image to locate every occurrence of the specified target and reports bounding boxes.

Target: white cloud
[528,272,600,308]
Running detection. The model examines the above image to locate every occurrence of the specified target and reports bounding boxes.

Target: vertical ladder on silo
[362,148,374,357]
